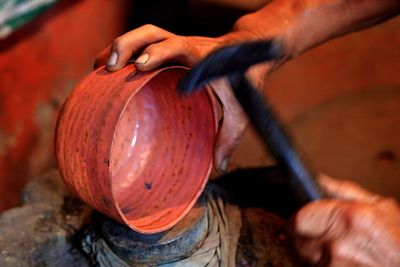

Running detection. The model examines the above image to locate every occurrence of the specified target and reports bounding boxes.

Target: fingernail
[220,157,229,173]
[135,53,149,64]
[107,51,118,66]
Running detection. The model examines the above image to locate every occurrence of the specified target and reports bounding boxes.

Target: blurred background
[0,0,399,213]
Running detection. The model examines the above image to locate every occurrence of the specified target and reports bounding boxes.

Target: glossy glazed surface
[56,65,216,233]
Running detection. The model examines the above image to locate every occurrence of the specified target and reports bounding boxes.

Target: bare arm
[230,0,400,59]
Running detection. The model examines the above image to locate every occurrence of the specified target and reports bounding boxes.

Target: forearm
[224,0,400,59]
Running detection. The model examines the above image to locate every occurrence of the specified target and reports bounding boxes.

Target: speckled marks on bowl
[55,65,216,233]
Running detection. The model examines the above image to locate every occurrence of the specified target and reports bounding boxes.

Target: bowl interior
[110,69,215,233]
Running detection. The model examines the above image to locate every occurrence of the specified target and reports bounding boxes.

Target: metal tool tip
[179,39,284,95]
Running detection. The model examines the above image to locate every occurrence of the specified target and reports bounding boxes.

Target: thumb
[318,174,381,202]
[294,200,350,239]
[210,78,248,174]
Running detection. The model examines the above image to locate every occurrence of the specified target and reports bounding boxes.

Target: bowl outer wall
[55,65,217,233]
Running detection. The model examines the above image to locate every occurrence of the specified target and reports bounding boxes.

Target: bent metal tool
[179,40,325,204]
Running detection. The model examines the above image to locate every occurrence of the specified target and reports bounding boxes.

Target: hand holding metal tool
[179,40,325,204]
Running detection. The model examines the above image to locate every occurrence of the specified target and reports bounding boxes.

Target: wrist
[230,1,300,60]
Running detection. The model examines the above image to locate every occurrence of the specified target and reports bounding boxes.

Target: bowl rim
[109,65,217,234]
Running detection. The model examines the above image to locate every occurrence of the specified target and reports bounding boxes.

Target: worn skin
[95,0,400,265]
[294,175,400,266]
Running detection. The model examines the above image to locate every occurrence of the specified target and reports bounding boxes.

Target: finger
[209,78,248,174]
[134,37,191,71]
[294,237,323,264]
[294,200,350,239]
[295,226,385,266]
[209,64,270,174]
[94,46,111,69]
[333,235,388,267]
[107,24,175,71]
[246,62,271,89]
[318,174,380,202]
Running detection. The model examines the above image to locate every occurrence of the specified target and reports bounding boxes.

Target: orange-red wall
[231,17,400,167]
[0,0,130,211]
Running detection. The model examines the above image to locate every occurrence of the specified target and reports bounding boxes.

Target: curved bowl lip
[109,65,217,234]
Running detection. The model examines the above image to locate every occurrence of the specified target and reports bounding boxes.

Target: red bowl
[55,65,216,233]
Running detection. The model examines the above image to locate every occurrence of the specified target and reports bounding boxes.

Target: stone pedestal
[0,168,302,266]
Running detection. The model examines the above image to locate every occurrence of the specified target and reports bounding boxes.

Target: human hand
[293,175,400,266]
[95,24,277,174]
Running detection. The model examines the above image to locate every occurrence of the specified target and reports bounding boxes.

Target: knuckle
[323,203,351,232]
[175,37,198,65]
[142,24,158,33]
[348,204,376,229]
[112,37,126,51]
[329,242,347,260]
[341,180,355,189]
[145,43,162,54]
[142,23,155,29]
[151,37,190,62]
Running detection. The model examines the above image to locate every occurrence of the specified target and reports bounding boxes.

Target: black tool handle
[228,73,325,203]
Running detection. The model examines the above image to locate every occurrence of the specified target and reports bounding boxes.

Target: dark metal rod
[228,72,325,202]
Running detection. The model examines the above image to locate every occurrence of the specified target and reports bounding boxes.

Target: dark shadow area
[214,166,305,219]
[128,1,248,36]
